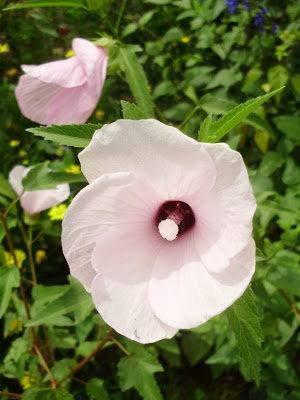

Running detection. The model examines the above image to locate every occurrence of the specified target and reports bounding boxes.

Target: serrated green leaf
[26,276,93,327]
[22,388,74,400]
[121,101,148,120]
[0,266,20,319]
[22,163,86,191]
[4,337,30,363]
[3,0,84,10]
[118,349,164,400]
[26,124,101,148]
[119,47,155,118]
[0,173,16,199]
[86,378,110,400]
[225,287,264,385]
[198,88,283,142]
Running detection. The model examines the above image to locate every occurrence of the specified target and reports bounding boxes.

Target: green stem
[18,220,37,286]
[115,0,128,36]
[178,105,201,130]
[4,190,24,218]
[110,336,132,358]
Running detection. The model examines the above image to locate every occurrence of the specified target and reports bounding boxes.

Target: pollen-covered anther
[158,219,179,241]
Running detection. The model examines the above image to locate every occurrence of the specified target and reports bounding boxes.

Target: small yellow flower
[21,372,32,390]
[65,49,75,58]
[9,140,20,147]
[9,318,23,334]
[95,110,104,120]
[262,83,272,93]
[0,43,10,53]
[181,36,191,44]
[35,250,47,264]
[48,204,68,221]
[7,68,18,78]
[22,159,29,165]
[65,164,81,174]
[4,250,26,269]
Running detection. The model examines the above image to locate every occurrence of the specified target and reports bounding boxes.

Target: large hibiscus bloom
[62,119,256,343]
[15,38,107,125]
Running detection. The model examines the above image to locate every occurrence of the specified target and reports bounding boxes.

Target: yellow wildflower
[4,250,26,269]
[65,164,81,174]
[181,36,191,43]
[48,204,68,221]
[0,43,10,53]
[95,110,104,120]
[65,49,75,58]
[9,140,20,147]
[35,250,47,264]
[7,68,18,78]
[21,372,32,390]
[22,159,29,165]
[262,83,272,93]
[19,150,27,159]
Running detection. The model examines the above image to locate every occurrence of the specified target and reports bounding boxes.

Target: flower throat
[156,201,195,241]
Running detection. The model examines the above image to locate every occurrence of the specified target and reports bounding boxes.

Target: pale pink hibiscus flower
[15,38,107,125]
[9,165,70,215]
[62,119,256,343]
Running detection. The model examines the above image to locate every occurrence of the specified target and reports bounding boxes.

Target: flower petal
[79,119,216,199]
[91,273,178,343]
[15,75,61,124]
[149,236,255,329]
[187,143,256,273]
[8,165,26,196]
[62,171,163,291]
[20,184,70,215]
[21,56,86,88]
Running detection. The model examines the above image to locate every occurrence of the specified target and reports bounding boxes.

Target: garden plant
[0,0,299,399]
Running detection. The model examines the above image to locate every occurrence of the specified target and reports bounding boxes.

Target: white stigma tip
[158,219,179,241]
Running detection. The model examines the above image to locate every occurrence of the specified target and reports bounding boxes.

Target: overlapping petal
[15,38,107,125]
[9,165,70,215]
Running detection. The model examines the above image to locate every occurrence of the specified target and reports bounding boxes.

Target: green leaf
[258,152,285,176]
[121,101,148,120]
[4,337,30,363]
[3,0,84,10]
[26,276,94,327]
[0,266,20,319]
[0,173,16,199]
[198,88,283,143]
[118,348,164,400]
[22,163,86,191]
[22,388,74,400]
[119,47,155,118]
[272,115,300,141]
[225,286,264,385]
[86,378,110,400]
[26,124,101,148]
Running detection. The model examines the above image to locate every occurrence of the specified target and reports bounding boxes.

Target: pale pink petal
[46,85,97,125]
[149,238,256,329]
[21,56,86,88]
[15,75,61,124]
[8,165,26,196]
[183,143,256,274]
[62,171,163,291]
[79,119,216,199]
[20,183,70,214]
[91,274,178,344]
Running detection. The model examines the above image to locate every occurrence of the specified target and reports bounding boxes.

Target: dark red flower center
[156,201,195,240]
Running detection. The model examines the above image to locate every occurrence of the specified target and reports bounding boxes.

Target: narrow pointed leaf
[225,286,264,385]
[198,87,284,142]
[26,124,101,148]
[0,173,16,199]
[3,0,84,10]
[121,100,148,120]
[22,163,86,191]
[119,47,155,118]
